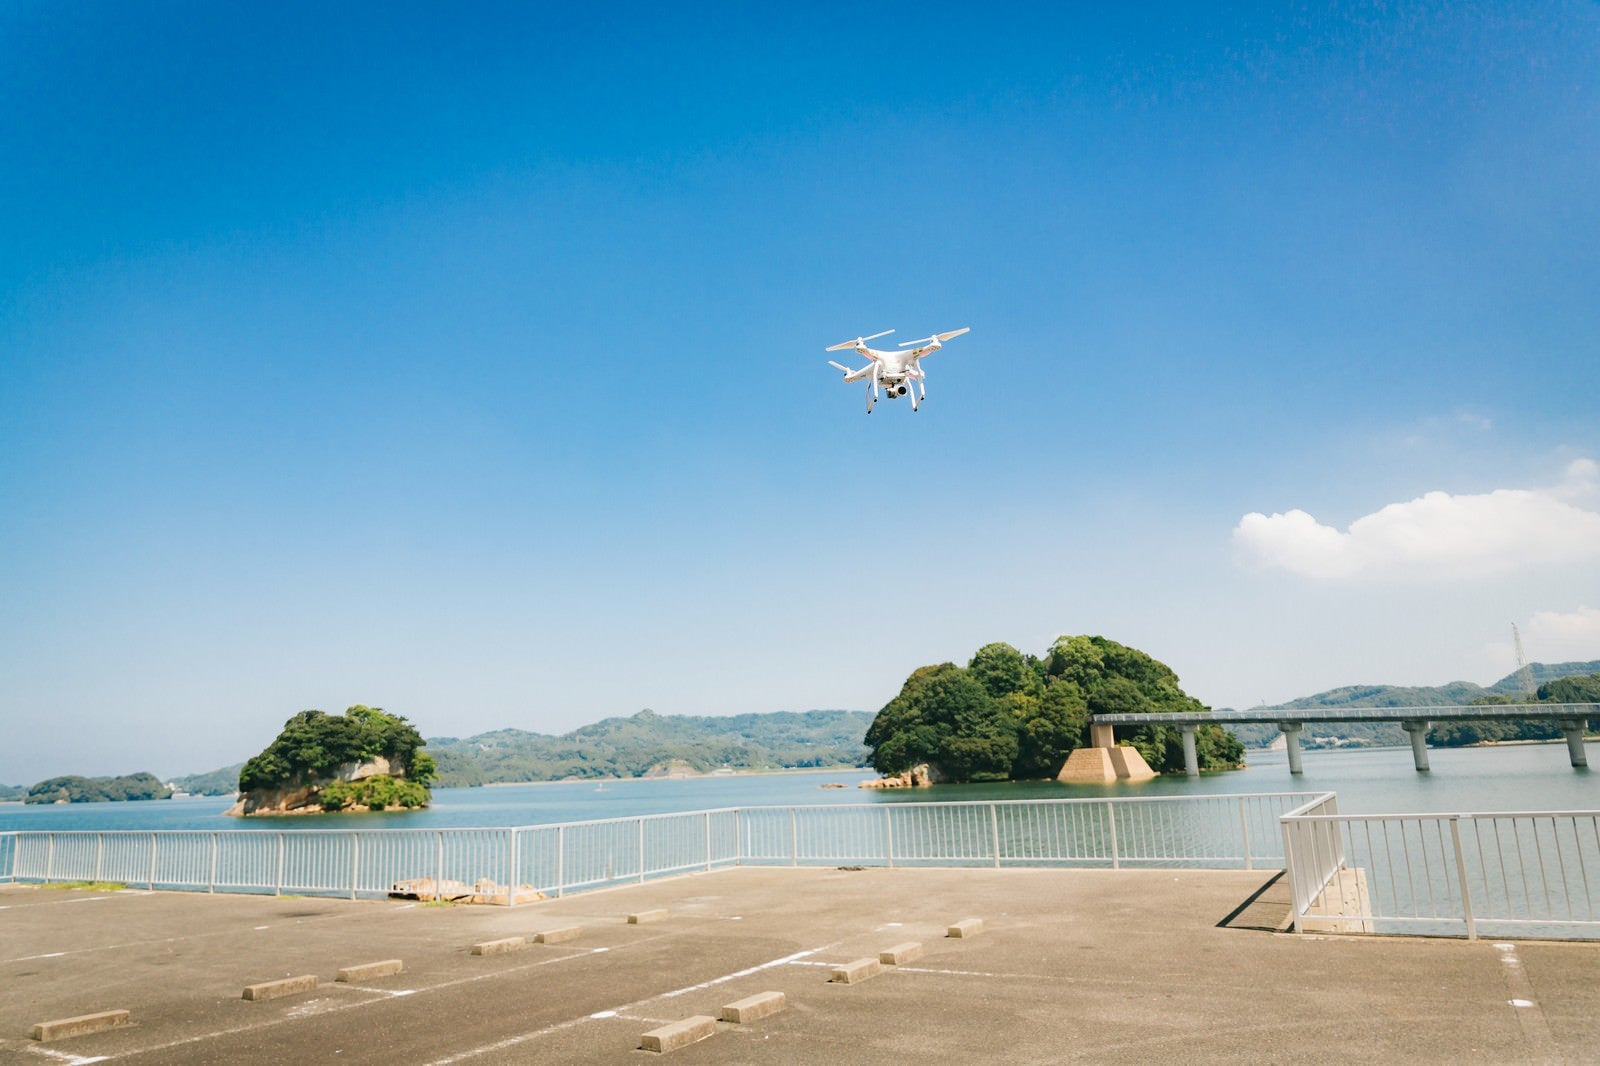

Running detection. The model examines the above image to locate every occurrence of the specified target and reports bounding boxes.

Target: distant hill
[25,772,172,804]
[171,763,243,796]
[1226,661,1600,748]
[427,709,875,786]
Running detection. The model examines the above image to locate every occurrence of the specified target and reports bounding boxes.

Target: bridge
[1089,703,1600,776]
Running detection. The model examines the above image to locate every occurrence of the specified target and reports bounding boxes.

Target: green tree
[969,643,1038,700]
[1012,680,1088,779]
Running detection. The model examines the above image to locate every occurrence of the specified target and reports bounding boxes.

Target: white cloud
[1233,460,1600,580]
[1525,606,1600,662]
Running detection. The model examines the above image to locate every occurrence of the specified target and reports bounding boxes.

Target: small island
[229,705,437,816]
[864,634,1243,783]
[24,772,172,804]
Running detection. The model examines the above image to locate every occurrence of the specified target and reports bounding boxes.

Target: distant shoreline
[479,765,871,787]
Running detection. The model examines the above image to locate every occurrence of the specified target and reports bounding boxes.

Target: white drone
[826,327,970,413]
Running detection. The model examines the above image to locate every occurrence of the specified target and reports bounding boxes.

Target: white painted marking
[12,952,67,961]
[106,935,673,1059]
[63,897,110,904]
[423,936,854,1065]
[592,946,609,953]
[1510,999,1535,1008]
[659,948,821,998]
[23,1047,109,1064]
[253,926,269,931]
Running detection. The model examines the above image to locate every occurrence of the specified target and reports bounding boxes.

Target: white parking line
[94,941,656,1061]
[22,1046,109,1064]
[422,937,852,1066]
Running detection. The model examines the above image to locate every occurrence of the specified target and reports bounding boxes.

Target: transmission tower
[1512,623,1536,697]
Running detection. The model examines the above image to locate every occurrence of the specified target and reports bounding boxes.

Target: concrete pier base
[1561,721,1588,768]
[1402,721,1431,772]
[1057,745,1156,783]
[1280,723,1304,775]
[1181,724,1198,777]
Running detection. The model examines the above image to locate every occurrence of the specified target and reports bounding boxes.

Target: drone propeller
[899,327,971,348]
[825,329,894,352]
[827,360,853,373]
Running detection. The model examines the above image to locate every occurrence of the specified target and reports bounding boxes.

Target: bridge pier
[1279,723,1303,775]
[1401,721,1431,772]
[1181,724,1198,777]
[1561,721,1588,768]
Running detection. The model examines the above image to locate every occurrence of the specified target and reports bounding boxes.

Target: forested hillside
[172,764,243,796]
[25,772,171,804]
[426,709,874,786]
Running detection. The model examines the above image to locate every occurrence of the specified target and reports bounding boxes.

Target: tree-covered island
[231,705,436,816]
[24,772,172,804]
[866,635,1243,782]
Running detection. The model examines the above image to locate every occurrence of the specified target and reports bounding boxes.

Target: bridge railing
[1280,805,1600,939]
[1,794,1316,902]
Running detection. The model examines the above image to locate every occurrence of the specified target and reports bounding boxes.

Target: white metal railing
[1,832,14,883]
[2,794,1313,903]
[1280,802,1600,940]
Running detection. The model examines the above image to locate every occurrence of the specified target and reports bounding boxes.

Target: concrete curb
[721,991,785,1023]
[947,918,984,938]
[628,908,669,924]
[830,957,883,984]
[470,937,527,956]
[242,975,318,1001]
[640,1015,718,1053]
[880,941,924,965]
[336,959,404,982]
[533,925,581,944]
[30,1009,131,1042]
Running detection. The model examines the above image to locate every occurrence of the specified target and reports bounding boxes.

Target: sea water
[2,742,1595,835]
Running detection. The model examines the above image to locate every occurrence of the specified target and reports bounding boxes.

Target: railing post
[95,833,104,884]
[275,834,285,896]
[989,803,1001,868]
[147,834,156,890]
[734,808,742,867]
[790,808,798,867]
[1106,802,1120,870]
[1449,816,1476,940]
[507,829,519,908]
[1239,798,1252,871]
[638,818,645,884]
[209,832,218,893]
[885,806,894,868]
[434,831,443,902]
[705,811,713,872]
[557,826,565,898]
[350,833,360,900]
[46,833,55,882]
[1281,816,1301,933]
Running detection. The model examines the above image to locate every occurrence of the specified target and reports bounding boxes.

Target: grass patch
[41,881,127,891]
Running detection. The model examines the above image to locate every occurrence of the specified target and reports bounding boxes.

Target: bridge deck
[1092,702,1599,726]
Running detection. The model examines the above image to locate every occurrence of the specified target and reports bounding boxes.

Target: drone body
[826,327,969,413]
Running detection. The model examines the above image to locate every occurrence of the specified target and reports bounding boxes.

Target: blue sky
[3,2,1598,783]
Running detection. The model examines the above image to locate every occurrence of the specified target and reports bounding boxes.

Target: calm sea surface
[3,742,1596,834]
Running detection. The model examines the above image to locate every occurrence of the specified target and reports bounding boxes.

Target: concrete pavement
[2,867,1597,1064]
